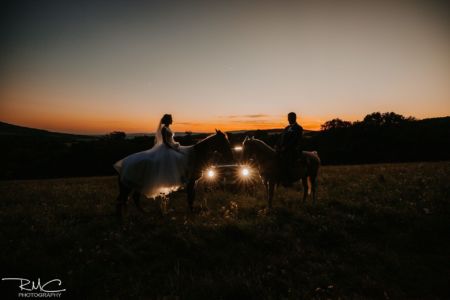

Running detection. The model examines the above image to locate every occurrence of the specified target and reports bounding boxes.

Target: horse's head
[242,136,275,163]
[210,129,234,162]
[242,136,255,161]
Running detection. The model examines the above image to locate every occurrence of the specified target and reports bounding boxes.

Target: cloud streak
[220,114,270,119]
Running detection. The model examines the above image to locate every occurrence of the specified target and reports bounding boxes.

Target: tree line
[0,112,448,179]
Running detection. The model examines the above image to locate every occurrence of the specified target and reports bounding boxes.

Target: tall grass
[1,162,449,299]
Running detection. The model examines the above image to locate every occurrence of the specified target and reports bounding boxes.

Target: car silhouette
[198,146,260,192]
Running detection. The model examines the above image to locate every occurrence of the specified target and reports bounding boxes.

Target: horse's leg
[301,177,308,202]
[307,161,319,203]
[264,180,269,207]
[186,180,196,212]
[268,181,275,209]
[311,175,318,203]
[116,178,131,220]
[132,191,147,214]
[159,195,169,215]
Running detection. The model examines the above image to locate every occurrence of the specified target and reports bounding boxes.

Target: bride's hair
[161,114,172,126]
[155,114,172,145]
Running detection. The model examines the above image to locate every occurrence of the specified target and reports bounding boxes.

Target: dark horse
[116,130,233,219]
[242,137,320,208]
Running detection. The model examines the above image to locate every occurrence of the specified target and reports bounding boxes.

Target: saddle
[278,149,317,187]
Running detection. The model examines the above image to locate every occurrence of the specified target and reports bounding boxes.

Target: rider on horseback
[277,112,303,186]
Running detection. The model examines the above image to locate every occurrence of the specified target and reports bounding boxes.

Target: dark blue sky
[1,0,449,133]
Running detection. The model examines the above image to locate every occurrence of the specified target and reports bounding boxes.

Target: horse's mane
[195,130,228,145]
[196,133,214,145]
[194,130,228,148]
[250,138,275,151]
[245,138,276,157]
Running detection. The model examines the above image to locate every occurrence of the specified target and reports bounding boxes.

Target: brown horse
[116,130,233,219]
[242,137,320,208]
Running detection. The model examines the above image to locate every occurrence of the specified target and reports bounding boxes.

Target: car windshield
[208,147,243,165]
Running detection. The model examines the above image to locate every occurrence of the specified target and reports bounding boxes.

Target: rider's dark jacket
[279,122,303,153]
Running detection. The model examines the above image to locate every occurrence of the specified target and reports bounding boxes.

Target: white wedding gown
[114,126,193,198]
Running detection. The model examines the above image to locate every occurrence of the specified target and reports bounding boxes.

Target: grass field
[1,162,449,299]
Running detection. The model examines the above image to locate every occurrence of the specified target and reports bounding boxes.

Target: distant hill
[0,121,97,140]
[0,115,449,179]
[0,121,317,140]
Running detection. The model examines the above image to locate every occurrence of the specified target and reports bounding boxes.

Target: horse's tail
[310,151,321,164]
[307,176,312,195]
[306,151,320,195]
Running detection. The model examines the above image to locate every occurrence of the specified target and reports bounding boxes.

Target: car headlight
[241,167,250,177]
[207,169,215,178]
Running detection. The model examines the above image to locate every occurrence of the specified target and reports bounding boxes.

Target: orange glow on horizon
[1,75,447,135]
[0,114,325,134]
[0,87,327,133]
[0,89,446,135]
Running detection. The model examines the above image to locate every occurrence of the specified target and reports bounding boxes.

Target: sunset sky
[0,0,449,134]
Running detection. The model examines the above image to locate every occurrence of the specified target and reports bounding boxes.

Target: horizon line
[0,120,299,136]
[2,114,449,136]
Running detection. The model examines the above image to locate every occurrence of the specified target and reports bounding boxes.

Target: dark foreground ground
[1,162,449,299]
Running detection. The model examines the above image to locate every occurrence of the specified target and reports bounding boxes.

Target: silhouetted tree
[381,112,406,126]
[107,131,126,140]
[321,118,352,131]
[362,112,409,127]
[363,112,384,126]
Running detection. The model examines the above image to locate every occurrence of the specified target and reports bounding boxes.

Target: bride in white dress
[114,114,192,198]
